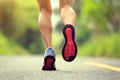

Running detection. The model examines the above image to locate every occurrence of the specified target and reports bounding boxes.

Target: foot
[62,24,77,62]
[42,48,56,71]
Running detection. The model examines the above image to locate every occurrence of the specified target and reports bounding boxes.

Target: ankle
[45,48,55,57]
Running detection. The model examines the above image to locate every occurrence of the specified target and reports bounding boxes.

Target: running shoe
[42,48,56,70]
[62,24,77,62]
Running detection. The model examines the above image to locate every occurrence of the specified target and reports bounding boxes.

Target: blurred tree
[13,0,39,38]
[0,0,44,54]
[17,28,44,54]
[73,0,81,15]
[75,0,120,44]
[13,0,44,54]
[101,0,120,32]
[0,0,15,37]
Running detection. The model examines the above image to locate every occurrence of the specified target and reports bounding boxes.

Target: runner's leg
[37,0,52,48]
[60,0,76,26]
[60,0,77,62]
[37,0,56,70]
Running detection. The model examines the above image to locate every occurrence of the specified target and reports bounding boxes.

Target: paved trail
[0,56,120,80]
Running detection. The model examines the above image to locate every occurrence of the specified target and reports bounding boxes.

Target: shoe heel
[42,56,56,70]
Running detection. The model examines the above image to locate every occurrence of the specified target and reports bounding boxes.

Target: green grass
[79,33,120,57]
[0,33,29,55]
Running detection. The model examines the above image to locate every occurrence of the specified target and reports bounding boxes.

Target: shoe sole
[62,25,77,62]
[42,56,56,70]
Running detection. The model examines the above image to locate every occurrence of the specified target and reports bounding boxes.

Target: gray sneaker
[42,48,56,70]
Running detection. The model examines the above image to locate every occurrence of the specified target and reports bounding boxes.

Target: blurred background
[0,0,120,58]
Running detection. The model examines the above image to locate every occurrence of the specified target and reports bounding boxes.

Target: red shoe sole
[62,24,77,62]
[42,56,56,70]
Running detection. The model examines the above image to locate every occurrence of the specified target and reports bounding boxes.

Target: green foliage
[0,0,44,54]
[0,0,15,37]
[13,0,39,38]
[14,0,45,54]
[0,33,29,55]
[17,29,45,54]
[76,22,91,45]
[79,33,120,57]
[81,0,108,33]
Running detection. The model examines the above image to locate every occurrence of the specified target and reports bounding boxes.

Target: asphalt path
[0,56,120,80]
